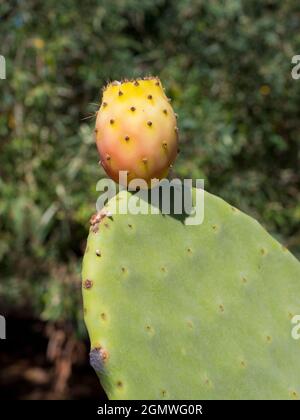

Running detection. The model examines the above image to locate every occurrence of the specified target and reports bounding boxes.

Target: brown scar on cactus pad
[90,209,113,233]
[95,77,178,187]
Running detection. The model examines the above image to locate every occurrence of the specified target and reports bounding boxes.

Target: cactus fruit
[95,78,178,187]
[82,189,300,400]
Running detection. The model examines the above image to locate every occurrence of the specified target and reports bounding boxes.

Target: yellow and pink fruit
[95,77,178,187]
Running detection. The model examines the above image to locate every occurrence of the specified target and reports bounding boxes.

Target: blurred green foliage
[0,0,299,333]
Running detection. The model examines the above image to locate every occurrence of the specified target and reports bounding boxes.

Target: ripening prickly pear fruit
[95,77,178,187]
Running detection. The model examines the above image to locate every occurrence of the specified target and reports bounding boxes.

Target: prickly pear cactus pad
[95,77,178,186]
[82,190,300,400]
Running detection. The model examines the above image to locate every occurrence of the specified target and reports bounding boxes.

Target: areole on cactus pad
[95,77,178,187]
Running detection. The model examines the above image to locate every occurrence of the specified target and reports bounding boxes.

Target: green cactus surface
[82,189,300,400]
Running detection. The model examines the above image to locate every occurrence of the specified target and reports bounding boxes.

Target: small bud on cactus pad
[95,77,178,187]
